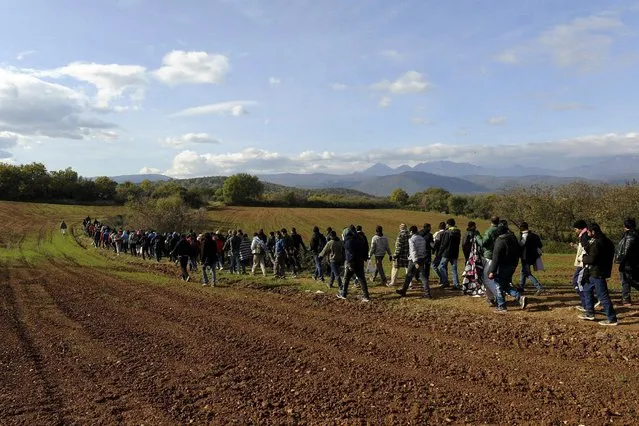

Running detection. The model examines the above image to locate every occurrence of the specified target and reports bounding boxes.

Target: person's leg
[400,261,416,294]
[390,264,398,285]
[421,261,432,297]
[376,256,387,284]
[582,276,596,315]
[329,261,339,287]
[451,258,459,288]
[315,256,324,280]
[520,264,528,291]
[593,277,618,322]
[180,256,189,280]
[259,255,266,276]
[483,259,497,304]
[355,264,370,299]
[438,257,449,286]
[341,264,354,296]
[251,255,258,275]
[202,262,209,284]
[621,271,632,303]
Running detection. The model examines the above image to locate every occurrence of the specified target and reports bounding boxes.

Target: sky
[1,0,639,178]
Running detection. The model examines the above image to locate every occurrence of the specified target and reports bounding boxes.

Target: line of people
[81,214,638,325]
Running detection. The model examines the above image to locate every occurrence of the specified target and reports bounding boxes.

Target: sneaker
[439,283,450,289]
[493,308,507,314]
[535,289,547,296]
[386,281,395,287]
[422,293,433,299]
[361,297,370,303]
[598,320,618,326]
[395,289,406,297]
[202,283,209,287]
[622,300,632,307]
[519,296,528,310]
[575,305,587,313]
[595,301,602,309]
[186,276,191,282]
[336,293,347,300]
[579,314,596,321]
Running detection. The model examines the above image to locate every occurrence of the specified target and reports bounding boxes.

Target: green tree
[421,187,451,213]
[223,173,264,204]
[94,176,118,200]
[448,195,469,215]
[389,188,409,205]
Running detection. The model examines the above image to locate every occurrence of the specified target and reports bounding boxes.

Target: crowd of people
[77,214,639,327]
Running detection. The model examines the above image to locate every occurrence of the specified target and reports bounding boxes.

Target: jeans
[372,256,387,283]
[520,262,543,291]
[313,256,324,280]
[482,259,497,303]
[202,261,217,284]
[573,267,592,307]
[583,276,617,322]
[438,257,459,288]
[432,255,441,280]
[274,254,286,277]
[341,262,370,299]
[401,259,431,296]
[329,261,343,288]
[621,271,639,302]
[493,265,520,310]
[229,253,241,274]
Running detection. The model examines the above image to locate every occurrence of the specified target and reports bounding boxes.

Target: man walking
[487,221,527,313]
[200,233,218,286]
[616,218,639,306]
[481,216,500,306]
[519,222,546,294]
[396,225,432,299]
[319,230,344,289]
[170,234,192,282]
[369,225,392,285]
[251,232,267,276]
[388,224,409,286]
[337,227,370,302]
[571,220,592,310]
[310,226,327,281]
[579,223,618,326]
[437,218,461,289]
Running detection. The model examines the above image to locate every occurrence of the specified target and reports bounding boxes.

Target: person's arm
[369,236,377,259]
[385,237,392,257]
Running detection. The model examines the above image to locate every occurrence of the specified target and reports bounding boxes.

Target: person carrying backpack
[251,232,267,276]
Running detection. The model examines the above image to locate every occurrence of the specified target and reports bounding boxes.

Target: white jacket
[408,233,426,262]
[251,236,266,255]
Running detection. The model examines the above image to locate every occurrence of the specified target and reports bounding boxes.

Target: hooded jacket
[319,237,344,263]
[616,229,639,272]
[200,236,218,263]
[482,224,499,260]
[393,229,410,265]
[488,231,521,274]
[583,232,615,279]
[251,236,266,255]
[408,233,427,262]
[439,226,461,260]
[344,230,366,264]
[369,234,391,258]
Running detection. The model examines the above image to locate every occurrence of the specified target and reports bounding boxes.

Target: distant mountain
[360,163,395,176]
[462,175,596,191]
[564,155,639,178]
[258,173,362,188]
[352,171,488,196]
[109,174,172,184]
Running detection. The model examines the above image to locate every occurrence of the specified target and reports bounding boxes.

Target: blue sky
[1,0,639,177]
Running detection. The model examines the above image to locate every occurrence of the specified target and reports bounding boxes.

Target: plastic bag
[366,259,375,275]
[533,256,545,272]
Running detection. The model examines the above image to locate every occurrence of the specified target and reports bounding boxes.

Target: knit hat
[573,220,587,230]
[399,223,407,230]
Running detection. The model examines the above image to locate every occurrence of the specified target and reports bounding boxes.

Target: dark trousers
[621,271,639,302]
[178,256,189,280]
[329,261,342,288]
[494,265,520,309]
[341,262,370,298]
[372,255,387,283]
[583,276,617,322]
[313,256,324,280]
[401,259,431,296]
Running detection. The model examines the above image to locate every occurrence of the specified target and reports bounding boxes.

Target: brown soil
[2,235,639,424]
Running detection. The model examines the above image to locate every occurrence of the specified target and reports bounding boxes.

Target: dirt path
[2,243,639,425]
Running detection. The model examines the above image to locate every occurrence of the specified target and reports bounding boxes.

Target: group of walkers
[76,213,639,326]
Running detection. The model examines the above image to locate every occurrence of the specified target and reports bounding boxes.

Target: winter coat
[309,231,327,255]
[319,238,344,264]
[344,231,366,264]
[488,232,521,274]
[393,230,410,267]
[172,238,191,257]
[240,238,252,261]
[616,229,639,273]
[291,233,306,252]
[408,233,427,262]
[432,229,445,255]
[275,238,286,256]
[251,236,266,255]
[583,232,615,279]
[482,225,499,260]
[520,230,543,265]
[369,234,391,258]
[266,236,276,253]
[462,229,479,260]
[200,237,218,263]
[574,230,589,267]
[439,227,462,260]
[357,231,369,256]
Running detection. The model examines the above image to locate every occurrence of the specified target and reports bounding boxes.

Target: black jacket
[488,232,520,274]
[583,232,615,279]
[356,231,369,256]
[439,227,461,260]
[172,238,191,257]
[200,236,218,263]
[421,231,433,261]
[616,229,639,272]
[462,229,478,260]
[344,231,367,264]
[521,231,543,265]
[309,231,327,255]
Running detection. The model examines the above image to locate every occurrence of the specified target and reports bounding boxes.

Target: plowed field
[1,202,639,424]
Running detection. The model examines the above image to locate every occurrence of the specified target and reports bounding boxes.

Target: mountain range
[108,156,639,197]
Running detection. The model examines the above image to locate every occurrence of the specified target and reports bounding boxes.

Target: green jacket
[319,238,344,263]
[482,225,499,260]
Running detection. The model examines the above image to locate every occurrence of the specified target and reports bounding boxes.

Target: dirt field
[2,202,639,424]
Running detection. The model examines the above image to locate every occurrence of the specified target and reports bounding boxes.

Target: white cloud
[268,77,281,87]
[378,49,402,60]
[496,13,625,71]
[487,116,507,125]
[0,68,119,141]
[153,50,229,85]
[16,50,37,61]
[169,100,257,117]
[378,96,391,108]
[159,132,639,177]
[548,103,590,111]
[411,117,432,125]
[33,62,148,108]
[331,83,349,91]
[161,132,221,148]
[371,71,431,94]
[139,167,161,174]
